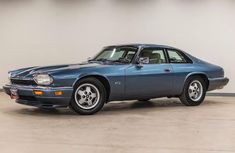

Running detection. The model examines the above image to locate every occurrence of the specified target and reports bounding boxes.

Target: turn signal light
[55,91,63,96]
[33,90,44,96]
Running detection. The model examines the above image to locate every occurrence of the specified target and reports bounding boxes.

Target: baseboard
[206,93,235,97]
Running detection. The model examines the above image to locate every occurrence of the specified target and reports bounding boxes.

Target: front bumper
[208,77,229,91]
[3,84,73,108]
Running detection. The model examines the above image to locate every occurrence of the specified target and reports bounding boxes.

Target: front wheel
[69,77,107,115]
[138,99,150,101]
[179,76,207,106]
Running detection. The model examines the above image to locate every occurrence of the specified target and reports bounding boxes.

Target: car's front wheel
[179,76,207,106]
[138,99,150,101]
[69,77,107,115]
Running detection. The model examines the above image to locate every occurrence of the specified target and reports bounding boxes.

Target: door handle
[164,69,171,72]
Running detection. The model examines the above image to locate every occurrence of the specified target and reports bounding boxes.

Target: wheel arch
[72,74,111,101]
[184,72,209,90]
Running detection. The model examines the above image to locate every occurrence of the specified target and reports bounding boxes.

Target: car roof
[104,44,180,50]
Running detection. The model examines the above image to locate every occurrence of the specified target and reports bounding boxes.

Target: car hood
[10,62,105,78]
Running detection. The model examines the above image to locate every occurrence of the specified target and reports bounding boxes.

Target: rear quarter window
[167,49,192,64]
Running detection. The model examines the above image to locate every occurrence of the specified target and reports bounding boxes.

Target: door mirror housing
[136,57,149,67]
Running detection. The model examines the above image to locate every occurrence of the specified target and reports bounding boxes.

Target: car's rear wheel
[179,76,206,106]
[69,77,107,115]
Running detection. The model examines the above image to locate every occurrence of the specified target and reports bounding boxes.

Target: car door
[125,48,174,99]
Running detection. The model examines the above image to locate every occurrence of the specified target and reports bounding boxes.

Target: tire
[138,99,150,101]
[179,76,207,106]
[69,77,107,115]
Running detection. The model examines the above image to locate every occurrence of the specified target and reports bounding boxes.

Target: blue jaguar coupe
[3,44,229,115]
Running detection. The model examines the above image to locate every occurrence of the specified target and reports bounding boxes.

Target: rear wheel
[179,76,206,106]
[69,77,107,115]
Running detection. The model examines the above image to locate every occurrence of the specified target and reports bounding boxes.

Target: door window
[139,49,166,64]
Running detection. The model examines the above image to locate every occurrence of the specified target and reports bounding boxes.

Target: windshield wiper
[88,58,129,64]
[112,58,130,64]
[88,58,112,63]
[96,58,112,62]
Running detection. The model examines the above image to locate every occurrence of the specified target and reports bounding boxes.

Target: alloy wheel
[188,80,203,101]
[75,83,100,110]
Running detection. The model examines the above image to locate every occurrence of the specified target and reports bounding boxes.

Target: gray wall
[0,0,234,92]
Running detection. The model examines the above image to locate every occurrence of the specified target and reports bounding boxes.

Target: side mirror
[136,57,149,67]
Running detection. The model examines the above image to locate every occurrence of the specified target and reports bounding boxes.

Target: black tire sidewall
[70,77,107,115]
[182,76,206,106]
[138,99,150,101]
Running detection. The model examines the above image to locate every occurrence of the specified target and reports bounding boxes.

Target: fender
[180,71,209,94]
[72,72,111,88]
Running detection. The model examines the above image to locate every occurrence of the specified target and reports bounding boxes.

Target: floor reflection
[5,98,218,117]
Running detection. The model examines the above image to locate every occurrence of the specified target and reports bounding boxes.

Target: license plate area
[10,88,19,99]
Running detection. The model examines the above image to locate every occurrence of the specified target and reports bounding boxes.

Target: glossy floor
[0,93,235,153]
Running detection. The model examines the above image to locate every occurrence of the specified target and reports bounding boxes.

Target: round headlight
[34,74,53,85]
[8,72,12,80]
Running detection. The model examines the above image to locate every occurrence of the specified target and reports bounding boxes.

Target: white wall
[0,0,234,92]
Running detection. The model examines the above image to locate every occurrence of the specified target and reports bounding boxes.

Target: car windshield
[91,47,138,63]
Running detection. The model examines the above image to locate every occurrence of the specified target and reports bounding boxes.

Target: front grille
[11,79,37,86]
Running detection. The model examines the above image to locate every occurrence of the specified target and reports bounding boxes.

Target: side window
[140,48,166,64]
[168,50,187,63]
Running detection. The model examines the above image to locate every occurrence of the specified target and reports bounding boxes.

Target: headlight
[8,72,12,80]
[34,74,53,85]
[8,72,12,84]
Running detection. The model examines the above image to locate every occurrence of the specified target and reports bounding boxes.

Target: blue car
[3,44,229,115]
